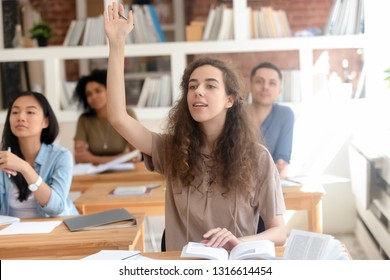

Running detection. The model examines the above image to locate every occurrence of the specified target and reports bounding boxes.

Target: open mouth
[193,103,208,107]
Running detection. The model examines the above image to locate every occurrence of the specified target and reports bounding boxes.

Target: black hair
[1,91,59,201]
[250,62,283,81]
[72,69,107,115]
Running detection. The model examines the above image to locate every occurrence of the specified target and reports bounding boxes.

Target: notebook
[63,208,136,232]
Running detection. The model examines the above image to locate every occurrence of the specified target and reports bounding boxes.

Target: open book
[181,240,275,260]
[283,229,351,260]
[73,150,140,175]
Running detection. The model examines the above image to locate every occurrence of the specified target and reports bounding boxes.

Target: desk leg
[132,223,145,252]
[308,198,323,233]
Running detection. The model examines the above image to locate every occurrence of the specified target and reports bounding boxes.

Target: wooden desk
[0,213,145,260]
[74,181,165,216]
[71,162,164,193]
[75,182,325,233]
[142,247,285,259]
[283,184,325,233]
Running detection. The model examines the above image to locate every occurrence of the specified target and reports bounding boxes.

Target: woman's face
[9,96,48,139]
[85,81,107,111]
[187,65,233,127]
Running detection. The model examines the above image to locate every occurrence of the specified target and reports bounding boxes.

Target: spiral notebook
[63,208,136,232]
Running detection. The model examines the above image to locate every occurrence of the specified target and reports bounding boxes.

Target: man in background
[247,62,295,179]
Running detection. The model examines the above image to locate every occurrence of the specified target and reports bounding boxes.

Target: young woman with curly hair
[104,2,286,251]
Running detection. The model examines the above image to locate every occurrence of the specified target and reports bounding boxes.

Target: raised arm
[104,2,153,155]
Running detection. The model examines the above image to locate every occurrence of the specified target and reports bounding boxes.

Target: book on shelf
[181,240,275,260]
[137,77,153,107]
[147,4,166,42]
[131,5,147,43]
[251,6,291,38]
[62,19,76,46]
[186,20,205,41]
[146,77,160,107]
[207,5,224,41]
[136,74,172,107]
[82,15,105,46]
[130,4,165,44]
[158,74,172,107]
[64,19,86,46]
[63,208,136,232]
[325,0,364,35]
[284,229,351,260]
[277,70,301,102]
[202,5,216,40]
[60,80,77,110]
[63,4,166,46]
[216,6,233,40]
[277,10,292,37]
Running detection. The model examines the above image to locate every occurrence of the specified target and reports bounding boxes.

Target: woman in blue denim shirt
[0,91,78,217]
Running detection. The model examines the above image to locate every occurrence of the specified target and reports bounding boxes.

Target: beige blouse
[144,132,286,251]
[74,108,136,155]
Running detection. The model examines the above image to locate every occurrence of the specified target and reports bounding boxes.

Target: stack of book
[250,6,292,38]
[202,5,234,41]
[324,0,365,35]
[202,4,292,41]
[63,4,165,46]
[137,74,171,107]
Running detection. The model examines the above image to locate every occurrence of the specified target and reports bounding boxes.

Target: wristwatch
[28,176,43,192]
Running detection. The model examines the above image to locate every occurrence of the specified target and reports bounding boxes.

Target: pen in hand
[118,12,127,21]
[118,12,134,26]
[7,147,17,178]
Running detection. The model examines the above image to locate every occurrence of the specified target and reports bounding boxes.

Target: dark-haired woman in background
[0,91,78,218]
[73,69,141,164]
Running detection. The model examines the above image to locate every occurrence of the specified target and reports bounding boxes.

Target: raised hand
[104,2,134,43]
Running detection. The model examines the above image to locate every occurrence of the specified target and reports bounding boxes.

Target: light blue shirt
[261,104,295,164]
[0,143,78,217]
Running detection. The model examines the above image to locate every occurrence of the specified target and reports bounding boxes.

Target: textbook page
[82,250,140,260]
[0,221,61,235]
[181,242,229,260]
[229,240,275,260]
[284,229,350,260]
[181,240,275,260]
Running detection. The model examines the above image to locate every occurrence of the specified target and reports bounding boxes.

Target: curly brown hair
[163,57,263,198]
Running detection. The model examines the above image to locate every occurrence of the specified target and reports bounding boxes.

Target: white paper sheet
[81,250,141,260]
[0,221,62,235]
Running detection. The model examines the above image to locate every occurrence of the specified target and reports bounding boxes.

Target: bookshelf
[0,0,368,126]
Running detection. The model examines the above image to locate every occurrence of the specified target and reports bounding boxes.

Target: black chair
[161,216,265,252]
[257,216,265,233]
[161,229,166,252]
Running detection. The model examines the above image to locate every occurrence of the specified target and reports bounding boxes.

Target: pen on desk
[7,147,11,178]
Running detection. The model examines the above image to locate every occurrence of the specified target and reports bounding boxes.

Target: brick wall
[29,0,75,45]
